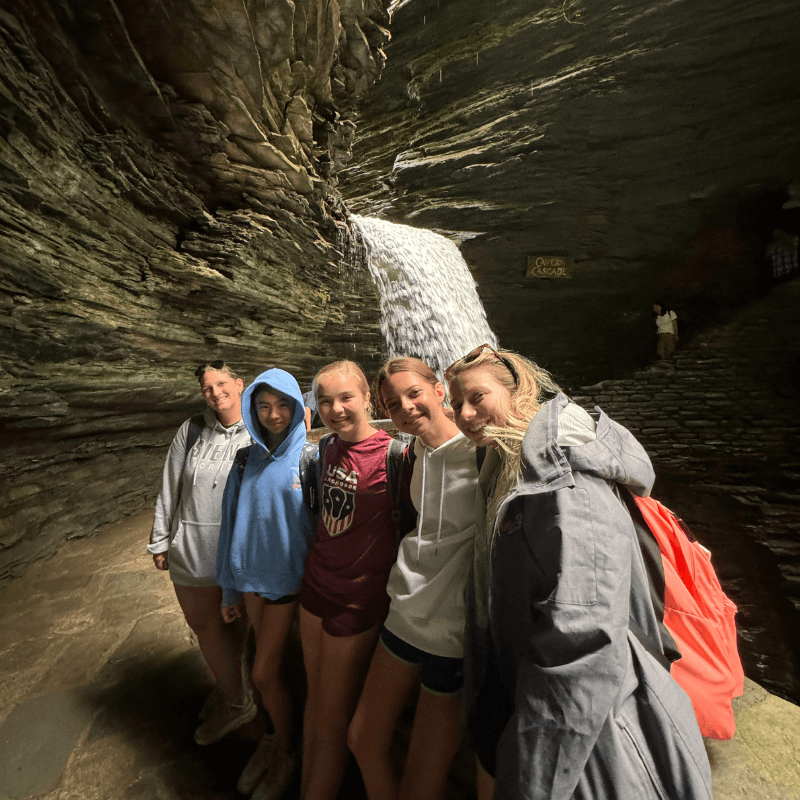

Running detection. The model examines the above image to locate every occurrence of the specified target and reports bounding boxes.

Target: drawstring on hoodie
[192,420,242,487]
[416,445,447,560]
[213,431,232,488]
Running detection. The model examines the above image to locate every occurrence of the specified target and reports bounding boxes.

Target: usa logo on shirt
[322,485,355,536]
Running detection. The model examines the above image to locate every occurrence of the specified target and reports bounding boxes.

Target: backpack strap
[476,446,487,471]
[315,433,334,515]
[620,487,681,669]
[183,413,207,466]
[299,441,320,515]
[385,437,417,548]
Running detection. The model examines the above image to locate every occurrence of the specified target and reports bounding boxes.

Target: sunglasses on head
[194,360,227,377]
[444,344,518,386]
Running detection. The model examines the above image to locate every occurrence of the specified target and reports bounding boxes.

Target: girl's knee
[184,614,222,638]
[346,714,367,761]
[251,658,283,696]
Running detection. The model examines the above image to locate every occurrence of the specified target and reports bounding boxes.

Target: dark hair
[653,302,672,316]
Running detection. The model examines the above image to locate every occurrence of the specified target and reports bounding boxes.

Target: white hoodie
[148,408,251,587]
[383,432,479,658]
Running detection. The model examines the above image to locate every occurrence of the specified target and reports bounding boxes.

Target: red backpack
[632,494,745,739]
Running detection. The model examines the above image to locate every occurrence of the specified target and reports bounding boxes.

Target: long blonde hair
[446,348,560,524]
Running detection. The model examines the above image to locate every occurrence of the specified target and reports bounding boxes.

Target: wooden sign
[527,256,572,278]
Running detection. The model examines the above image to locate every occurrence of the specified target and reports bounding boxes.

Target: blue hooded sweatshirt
[216,369,315,606]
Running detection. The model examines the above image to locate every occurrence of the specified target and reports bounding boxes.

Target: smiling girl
[446,345,711,800]
[348,357,481,800]
[216,368,316,800]
[148,362,252,745]
[298,360,399,800]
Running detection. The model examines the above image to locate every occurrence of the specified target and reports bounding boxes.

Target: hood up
[521,392,655,497]
[242,368,307,459]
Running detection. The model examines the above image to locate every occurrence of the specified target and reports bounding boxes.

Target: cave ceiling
[339,0,800,384]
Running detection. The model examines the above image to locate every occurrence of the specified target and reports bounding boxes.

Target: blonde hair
[373,357,441,417]
[314,360,373,419]
[446,349,560,526]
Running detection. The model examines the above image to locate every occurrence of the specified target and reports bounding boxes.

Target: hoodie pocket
[169,521,221,582]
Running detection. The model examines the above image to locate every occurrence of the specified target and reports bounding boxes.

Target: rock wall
[0,0,391,582]
[340,0,800,386]
[573,278,800,701]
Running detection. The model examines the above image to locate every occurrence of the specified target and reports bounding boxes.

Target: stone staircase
[572,278,800,700]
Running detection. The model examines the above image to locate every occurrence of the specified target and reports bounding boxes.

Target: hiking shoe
[199,686,223,720]
[193,696,257,746]
[251,751,296,800]
[237,733,279,795]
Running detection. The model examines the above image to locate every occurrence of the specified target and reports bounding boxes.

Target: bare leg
[244,593,297,746]
[348,642,419,800]
[174,584,245,697]
[399,689,463,800]
[301,609,380,800]
[300,607,323,798]
[476,756,495,800]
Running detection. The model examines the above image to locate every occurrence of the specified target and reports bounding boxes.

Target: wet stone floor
[0,510,475,800]
[2,510,800,800]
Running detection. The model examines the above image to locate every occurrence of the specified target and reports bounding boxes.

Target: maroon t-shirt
[301,429,396,615]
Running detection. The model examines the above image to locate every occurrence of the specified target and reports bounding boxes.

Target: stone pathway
[2,505,800,799]
[573,278,800,701]
[0,510,475,800]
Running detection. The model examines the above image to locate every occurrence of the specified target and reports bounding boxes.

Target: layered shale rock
[0,0,391,581]
[340,0,800,386]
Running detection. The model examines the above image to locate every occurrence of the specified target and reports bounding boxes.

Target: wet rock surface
[0,0,392,581]
[340,0,800,384]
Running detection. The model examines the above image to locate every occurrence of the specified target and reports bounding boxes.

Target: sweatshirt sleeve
[147,420,190,555]
[493,486,631,800]
[217,448,246,608]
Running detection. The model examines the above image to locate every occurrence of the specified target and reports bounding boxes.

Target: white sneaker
[237,732,279,795]
[251,751,296,800]
[193,695,257,746]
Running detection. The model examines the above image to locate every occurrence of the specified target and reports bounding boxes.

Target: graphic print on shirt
[322,462,358,536]
[187,437,244,471]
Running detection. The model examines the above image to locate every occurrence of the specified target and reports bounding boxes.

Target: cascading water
[349,215,498,377]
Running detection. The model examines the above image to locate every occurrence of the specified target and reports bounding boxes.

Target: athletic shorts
[299,582,382,637]
[380,626,463,696]
[257,592,299,605]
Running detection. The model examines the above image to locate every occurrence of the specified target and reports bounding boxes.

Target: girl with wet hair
[446,345,712,800]
[299,360,400,800]
[349,357,481,800]
[148,361,252,745]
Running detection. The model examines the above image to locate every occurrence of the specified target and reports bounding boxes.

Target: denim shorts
[380,626,464,696]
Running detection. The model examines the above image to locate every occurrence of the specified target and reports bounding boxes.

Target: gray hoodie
[148,408,251,587]
[466,393,712,800]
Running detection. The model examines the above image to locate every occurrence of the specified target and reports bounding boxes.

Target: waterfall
[349,215,498,378]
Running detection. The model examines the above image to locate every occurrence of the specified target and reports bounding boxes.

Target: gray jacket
[467,393,712,800]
